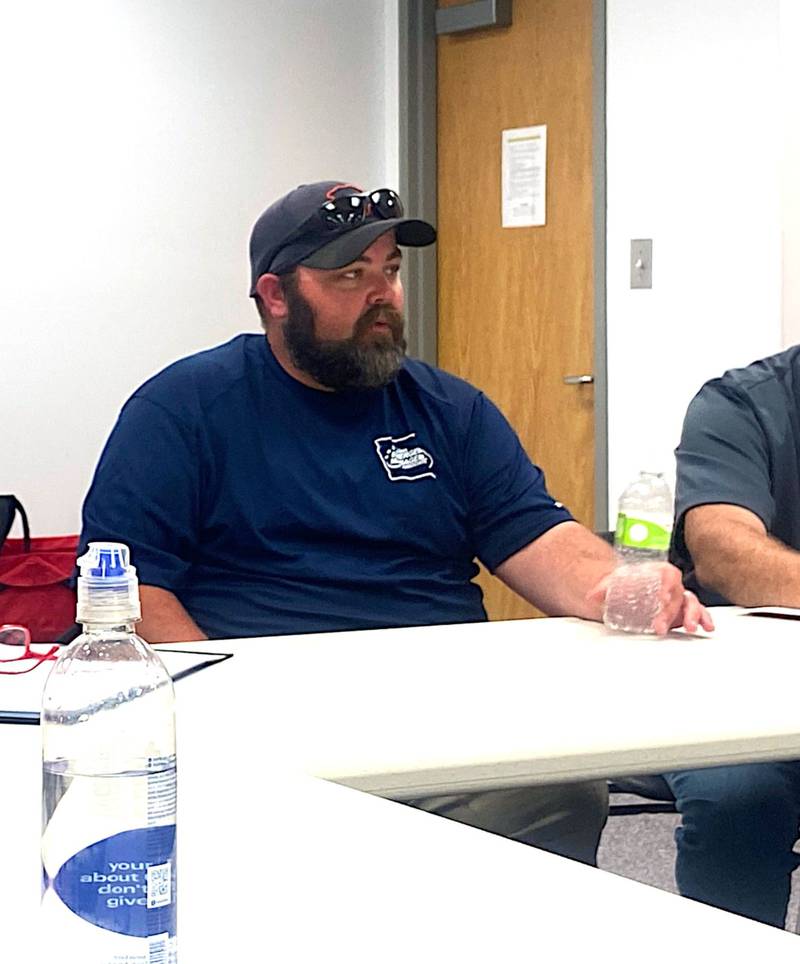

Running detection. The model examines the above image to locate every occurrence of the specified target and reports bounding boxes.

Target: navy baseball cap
[248,181,436,295]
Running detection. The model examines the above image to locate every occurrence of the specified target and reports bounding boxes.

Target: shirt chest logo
[373,433,436,482]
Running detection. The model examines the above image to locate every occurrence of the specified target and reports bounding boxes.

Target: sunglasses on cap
[278,188,405,253]
[317,187,404,227]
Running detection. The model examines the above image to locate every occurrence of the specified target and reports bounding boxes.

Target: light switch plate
[630,239,652,289]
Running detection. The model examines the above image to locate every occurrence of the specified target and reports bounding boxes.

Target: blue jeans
[663,762,800,927]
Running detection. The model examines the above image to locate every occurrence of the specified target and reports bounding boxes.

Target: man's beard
[282,280,407,391]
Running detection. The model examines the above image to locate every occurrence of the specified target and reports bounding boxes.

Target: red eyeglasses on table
[0,625,58,674]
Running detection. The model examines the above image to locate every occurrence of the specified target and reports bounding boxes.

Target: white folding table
[2,719,799,962]
[168,607,800,798]
[3,607,800,959]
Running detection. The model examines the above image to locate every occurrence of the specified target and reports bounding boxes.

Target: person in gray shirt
[667,345,800,927]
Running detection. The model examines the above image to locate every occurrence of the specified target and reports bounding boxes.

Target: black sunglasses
[317,188,404,228]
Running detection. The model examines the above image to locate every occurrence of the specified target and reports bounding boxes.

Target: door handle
[563,374,594,385]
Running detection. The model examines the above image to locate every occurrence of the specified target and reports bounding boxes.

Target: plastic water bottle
[41,543,177,964]
[603,472,673,633]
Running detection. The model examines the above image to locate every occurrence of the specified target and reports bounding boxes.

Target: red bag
[0,496,78,643]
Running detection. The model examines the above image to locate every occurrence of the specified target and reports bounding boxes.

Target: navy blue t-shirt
[80,334,572,638]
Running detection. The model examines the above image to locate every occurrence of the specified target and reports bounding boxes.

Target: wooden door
[437,0,596,620]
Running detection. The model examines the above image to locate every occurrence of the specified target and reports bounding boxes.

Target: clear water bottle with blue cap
[41,542,177,963]
[603,472,674,633]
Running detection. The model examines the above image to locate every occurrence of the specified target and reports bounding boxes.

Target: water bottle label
[615,513,671,551]
[52,824,177,938]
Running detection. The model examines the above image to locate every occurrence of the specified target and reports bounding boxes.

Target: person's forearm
[137,585,208,643]
[496,521,617,619]
[489,520,708,632]
[688,518,800,607]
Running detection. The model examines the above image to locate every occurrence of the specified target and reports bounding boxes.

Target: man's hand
[587,562,715,635]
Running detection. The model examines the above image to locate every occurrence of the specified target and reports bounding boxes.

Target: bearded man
[79,181,708,866]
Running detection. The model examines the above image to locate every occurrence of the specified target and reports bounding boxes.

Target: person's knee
[405,782,608,866]
[521,781,608,865]
[552,780,609,832]
[671,767,798,850]
[510,780,609,851]
[408,781,607,838]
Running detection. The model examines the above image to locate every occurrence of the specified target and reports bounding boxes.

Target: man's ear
[255,274,288,319]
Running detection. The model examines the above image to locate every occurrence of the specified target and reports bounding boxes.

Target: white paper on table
[502,124,547,228]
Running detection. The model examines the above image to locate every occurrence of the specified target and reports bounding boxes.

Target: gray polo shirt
[670,345,800,605]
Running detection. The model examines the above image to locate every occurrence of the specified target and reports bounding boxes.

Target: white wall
[384,0,401,191]
[781,0,800,345]
[1,0,399,535]
[606,0,783,517]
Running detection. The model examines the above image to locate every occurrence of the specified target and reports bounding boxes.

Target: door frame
[397,0,608,530]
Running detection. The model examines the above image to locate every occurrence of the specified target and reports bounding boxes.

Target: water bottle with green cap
[604,472,674,633]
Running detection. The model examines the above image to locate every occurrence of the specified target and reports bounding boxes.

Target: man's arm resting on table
[494,522,617,619]
[685,503,800,607]
[137,585,208,643]
[495,520,712,633]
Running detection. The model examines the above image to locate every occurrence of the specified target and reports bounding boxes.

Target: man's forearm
[496,521,710,634]
[496,521,617,619]
[687,514,800,607]
[137,585,208,643]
